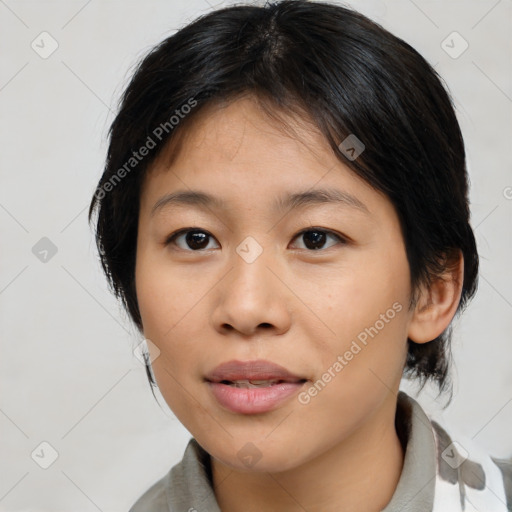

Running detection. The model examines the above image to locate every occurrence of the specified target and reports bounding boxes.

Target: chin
[206,438,309,474]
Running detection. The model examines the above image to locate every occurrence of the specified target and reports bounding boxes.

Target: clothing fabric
[129,391,511,511]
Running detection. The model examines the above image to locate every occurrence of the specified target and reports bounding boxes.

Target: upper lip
[205,359,307,383]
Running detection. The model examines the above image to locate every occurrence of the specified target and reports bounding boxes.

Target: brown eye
[166,229,219,251]
[165,227,346,252]
[291,228,345,251]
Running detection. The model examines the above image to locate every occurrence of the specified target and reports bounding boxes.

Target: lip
[205,359,307,415]
[205,359,306,383]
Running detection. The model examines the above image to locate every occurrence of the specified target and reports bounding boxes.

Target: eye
[165,228,219,251]
[290,228,346,251]
[165,227,347,252]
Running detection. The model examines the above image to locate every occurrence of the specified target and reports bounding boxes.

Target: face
[135,95,413,473]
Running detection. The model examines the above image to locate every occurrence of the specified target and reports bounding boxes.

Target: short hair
[88,0,479,404]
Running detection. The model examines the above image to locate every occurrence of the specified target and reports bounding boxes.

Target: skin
[135,95,463,512]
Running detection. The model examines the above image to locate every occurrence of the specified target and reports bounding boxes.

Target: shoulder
[128,471,170,512]
[492,456,512,511]
[395,391,511,511]
[429,414,512,511]
[127,437,219,512]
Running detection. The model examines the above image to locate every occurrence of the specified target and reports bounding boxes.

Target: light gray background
[1,0,511,510]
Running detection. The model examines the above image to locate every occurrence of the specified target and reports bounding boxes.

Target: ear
[408,251,464,344]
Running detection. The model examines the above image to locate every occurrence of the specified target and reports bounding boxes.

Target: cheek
[135,252,188,389]
[301,279,409,436]
[136,257,206,417]
[135,244,198,337]
[313,244,411,374]
[135,245,216,362]
[321,253,409,331]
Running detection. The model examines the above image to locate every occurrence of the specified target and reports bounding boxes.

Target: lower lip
[207,381,306,414]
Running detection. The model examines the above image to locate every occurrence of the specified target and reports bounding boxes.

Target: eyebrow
[150,187,370,217]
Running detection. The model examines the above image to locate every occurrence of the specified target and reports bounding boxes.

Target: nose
[211,244,292,338]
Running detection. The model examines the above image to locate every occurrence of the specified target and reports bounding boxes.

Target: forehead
[139,95,389,221]
[150,95,333,173]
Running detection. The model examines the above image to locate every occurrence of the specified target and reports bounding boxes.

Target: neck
[211,394,405,512]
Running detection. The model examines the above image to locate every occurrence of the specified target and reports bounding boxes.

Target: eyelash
[164,227,348,252]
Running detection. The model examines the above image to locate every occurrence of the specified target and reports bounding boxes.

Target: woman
[88,1,511,510]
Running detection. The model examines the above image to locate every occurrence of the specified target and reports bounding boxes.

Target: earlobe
[408,252,464,344]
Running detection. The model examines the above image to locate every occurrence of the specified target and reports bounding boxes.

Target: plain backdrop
[0,0,511,510]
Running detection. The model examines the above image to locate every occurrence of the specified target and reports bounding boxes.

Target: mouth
[205,358,307,384]
[214,378,308,388]
[204,359,309,414]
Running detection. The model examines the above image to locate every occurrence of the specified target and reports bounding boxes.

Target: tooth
[228,379,281,388]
